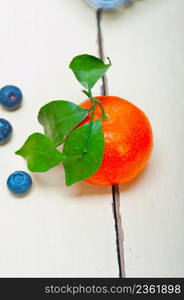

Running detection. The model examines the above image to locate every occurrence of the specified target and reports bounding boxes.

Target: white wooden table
[0,0,183,277]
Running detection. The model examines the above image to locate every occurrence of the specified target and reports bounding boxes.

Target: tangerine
[80,96,153,186]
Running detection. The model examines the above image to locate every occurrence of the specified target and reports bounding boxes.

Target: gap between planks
[96,9,126,278]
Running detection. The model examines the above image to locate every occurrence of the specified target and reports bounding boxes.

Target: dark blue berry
[0,85,23,110]
[0,118,13,144]
[7,171,32,195]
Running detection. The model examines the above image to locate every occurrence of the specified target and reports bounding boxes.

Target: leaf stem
[83,104,96,153]
[82,87,108,153]
[90,104,96,122]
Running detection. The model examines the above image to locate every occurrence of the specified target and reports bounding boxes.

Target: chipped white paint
[0,0,183,277]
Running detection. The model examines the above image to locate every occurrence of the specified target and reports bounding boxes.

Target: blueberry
[0,85,23,110]
[7,171,32,195]
[0,118,13,144]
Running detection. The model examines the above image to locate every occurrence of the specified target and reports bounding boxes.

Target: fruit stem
[94,98,108,120]
[83,89,108,120]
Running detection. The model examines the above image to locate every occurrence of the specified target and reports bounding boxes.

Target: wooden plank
[0,0,118,277]
[102,0,184,276]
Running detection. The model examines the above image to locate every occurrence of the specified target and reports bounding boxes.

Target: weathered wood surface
[0,0,183,277]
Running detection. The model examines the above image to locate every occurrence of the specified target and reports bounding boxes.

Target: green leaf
[38,100,89,146]
[63,120,104,186]
[15,133,65,172]
[69,54,111,89]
